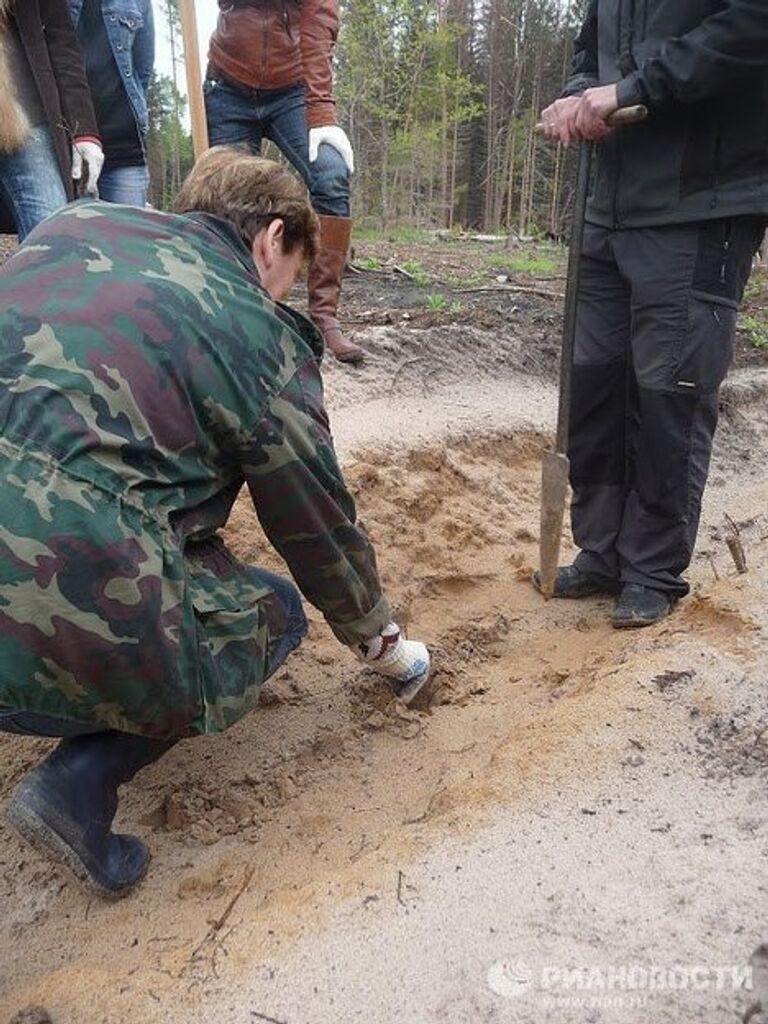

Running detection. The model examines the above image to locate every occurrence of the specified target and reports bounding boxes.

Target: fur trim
[0,0,31,155]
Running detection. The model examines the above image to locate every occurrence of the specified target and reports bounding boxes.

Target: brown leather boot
[308,214,365,366]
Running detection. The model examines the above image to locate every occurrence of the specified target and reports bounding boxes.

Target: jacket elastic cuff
[327,594,392,648]
[615,73,647,109]
[307,102,338,129]
[560,75,599,98]
[74,135,103,148]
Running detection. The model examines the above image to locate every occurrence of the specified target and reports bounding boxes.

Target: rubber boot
[533,564,620,599]
[612,583,675,629]
[6,730,174,898]
[308,214,365,366]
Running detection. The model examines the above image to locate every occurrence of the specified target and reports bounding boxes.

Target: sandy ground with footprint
[1,246,767,1024]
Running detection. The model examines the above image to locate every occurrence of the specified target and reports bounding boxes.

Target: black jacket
[563,0,768,228]
[1,0,99,232]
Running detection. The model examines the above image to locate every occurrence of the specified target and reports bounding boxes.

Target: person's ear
[265,218,285,259]
[251,219,285,271]
[266,218,286,266]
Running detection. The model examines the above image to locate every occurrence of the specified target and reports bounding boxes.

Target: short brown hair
[174,147,319,262]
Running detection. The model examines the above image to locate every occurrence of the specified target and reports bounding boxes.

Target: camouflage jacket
[0,201,389,737]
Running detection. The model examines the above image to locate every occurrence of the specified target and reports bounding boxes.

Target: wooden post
[178,0,209,159]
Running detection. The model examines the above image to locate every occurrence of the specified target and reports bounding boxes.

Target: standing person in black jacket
[0,0,103,240]
[536,0,768,627]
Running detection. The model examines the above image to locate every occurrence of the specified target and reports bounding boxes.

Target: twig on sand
[724,514,747,574]
[388,356,423,397]
[393,264,417,281]
[402,785,447,825]
[397,869,406,907]
[456,284,564,300]
[191,865,256,960]
[708,555,720,581]
[251,1013,287,1024]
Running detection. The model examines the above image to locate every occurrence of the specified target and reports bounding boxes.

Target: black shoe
[533,564,620,599]
[6,731,172,898]
[612,583,675,629]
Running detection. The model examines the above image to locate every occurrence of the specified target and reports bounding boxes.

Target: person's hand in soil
[358,623,430,705]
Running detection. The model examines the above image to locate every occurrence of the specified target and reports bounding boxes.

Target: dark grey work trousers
[570,217,765,596]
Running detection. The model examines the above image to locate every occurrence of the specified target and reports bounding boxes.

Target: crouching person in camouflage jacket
[0,147,430,898]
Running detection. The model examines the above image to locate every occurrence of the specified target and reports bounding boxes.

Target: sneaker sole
[6,797,146,900]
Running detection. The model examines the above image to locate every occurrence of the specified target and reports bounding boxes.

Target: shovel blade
[539,450,570,599]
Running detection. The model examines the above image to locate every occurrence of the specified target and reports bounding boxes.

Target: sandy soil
[1,242,768,1024]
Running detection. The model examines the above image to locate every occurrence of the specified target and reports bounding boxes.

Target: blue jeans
[252,567,308,672]
[0,568,307,739]
[204,78,350,218]
[0,126,67,241]
[98,164,149,206]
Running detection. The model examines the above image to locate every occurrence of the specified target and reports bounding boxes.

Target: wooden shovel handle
[534,104,647,135]
[178,0,210,159]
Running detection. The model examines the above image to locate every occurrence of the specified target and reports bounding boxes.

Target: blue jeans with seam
[98,164,150,206]
[204,78,350,218]
[0,125,67,241]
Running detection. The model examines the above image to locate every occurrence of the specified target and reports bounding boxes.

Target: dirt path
[1,247,768,1024]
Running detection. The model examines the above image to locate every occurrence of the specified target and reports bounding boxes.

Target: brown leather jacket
[209,0,339,128]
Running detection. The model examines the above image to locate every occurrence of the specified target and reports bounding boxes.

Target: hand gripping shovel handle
[534,104,648,136]
[537,104,647,599]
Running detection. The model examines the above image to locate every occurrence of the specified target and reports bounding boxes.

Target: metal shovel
[537,105,647,599]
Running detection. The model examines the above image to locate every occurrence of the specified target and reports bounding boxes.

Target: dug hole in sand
[1,293,768,1024]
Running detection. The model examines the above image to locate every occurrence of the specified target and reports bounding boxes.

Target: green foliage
[738,315,768,349]
[145,72,193,209]
[743,278,763,302]
[425,293,446,311]
[446,270,485,289]
[402,259,429,286]
[486,251,557,275]
[355,255,384,270]
[353,225,433,245]
[337,2,484,225]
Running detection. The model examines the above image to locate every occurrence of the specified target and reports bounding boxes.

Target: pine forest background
[149,0,587,236]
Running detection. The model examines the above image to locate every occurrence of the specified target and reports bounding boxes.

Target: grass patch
[486,251,557,275]
[355,255,383,271]
[353,225,432,245]
[425,294,447,311]
[738,315,768,349]
[402,260,430,286]
[446,271,486,289]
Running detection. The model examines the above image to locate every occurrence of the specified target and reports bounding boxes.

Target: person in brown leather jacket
[204,0,364,366]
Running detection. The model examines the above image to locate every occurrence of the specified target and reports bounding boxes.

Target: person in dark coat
[0,0,103,239]
[536,0,768,627]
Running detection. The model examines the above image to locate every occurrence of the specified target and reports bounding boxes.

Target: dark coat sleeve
[39,0,99,139]
[561,0,600,97]
[617,0,768,108]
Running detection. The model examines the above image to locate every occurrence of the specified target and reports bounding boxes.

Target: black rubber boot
[533,564,620,599]
[6,731,173,898]
[612,583,675,629]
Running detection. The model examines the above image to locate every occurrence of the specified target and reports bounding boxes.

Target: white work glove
[71,138,104,196]
[358,623,430,704]
[308,125,355,174]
